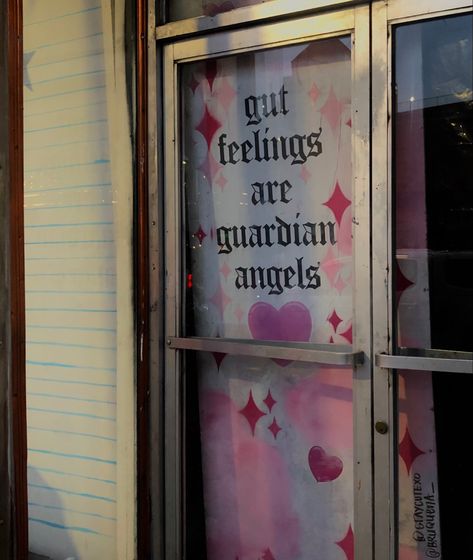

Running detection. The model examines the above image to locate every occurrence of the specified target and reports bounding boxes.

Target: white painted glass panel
[23,1,134,558]
[182,38,355,560]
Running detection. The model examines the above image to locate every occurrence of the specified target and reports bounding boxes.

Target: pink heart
[248,302,312,366]
[308,446,343,482]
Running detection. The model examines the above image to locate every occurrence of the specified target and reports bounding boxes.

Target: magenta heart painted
[248,302,312,366]
[308,446,343,483]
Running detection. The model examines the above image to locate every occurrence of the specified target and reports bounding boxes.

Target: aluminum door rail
[167,336,364,366]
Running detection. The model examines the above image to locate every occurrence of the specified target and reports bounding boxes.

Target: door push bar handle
[167,336,364,367]
[376,353,473,374]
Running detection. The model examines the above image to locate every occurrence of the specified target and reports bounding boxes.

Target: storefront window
[181,37,355,559]
[394,13,473,560]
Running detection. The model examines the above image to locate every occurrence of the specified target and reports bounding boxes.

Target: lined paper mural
[24,1,134,558]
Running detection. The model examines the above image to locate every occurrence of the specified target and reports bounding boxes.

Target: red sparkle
[399,427,425,474]
[339,324,353,344]
[268,418,282,440]
[189,74,200,94]
[262,548,276,560]
[212,352,226,370]
[239,390,266,436]
[205,59,218,91]
[323,181,351,226]
[193,226,207,245]
[195,105,222,149]
[328,309,343,332]
[263,389,277,412]
[336,524,354,560]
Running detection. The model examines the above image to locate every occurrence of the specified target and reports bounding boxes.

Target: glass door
[163,6,371,560]
[373,2,473,559]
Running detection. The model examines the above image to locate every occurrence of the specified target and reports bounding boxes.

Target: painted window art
[181,38,354,560]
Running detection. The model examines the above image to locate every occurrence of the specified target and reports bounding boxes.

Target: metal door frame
[162,5,371,559]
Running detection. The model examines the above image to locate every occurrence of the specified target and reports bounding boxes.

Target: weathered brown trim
[8,0,28,558]
[136,0,151,557]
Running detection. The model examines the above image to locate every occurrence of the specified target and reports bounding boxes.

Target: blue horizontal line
[25,84,105,103]
[28,448,116,465]
[25,240,114,245]
[29,482,116,503]
[27,407,115,421]
[25,6,101,27]
[27,307,116,312]
[26,159,110,172]
[28,502,116,522]
[27,377,116,388]
[26,53,104,73]
[29,517,105,536]
[25,118,107,134]
[26,360,116,372]
[27,325,115,332]
[25,181,112,193]
[25,202,111,211]
[28,392,116,405]
[26,341,116,351]
[30,32,104,52]
[28,466,116,485]
[28,426,116,442]
[26,221,113,228]
[25,68,105,89]
[25,137,108,152]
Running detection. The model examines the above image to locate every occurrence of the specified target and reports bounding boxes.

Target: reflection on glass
[394,14,473,560]
[169,0,275,21]
[181,39,355,559]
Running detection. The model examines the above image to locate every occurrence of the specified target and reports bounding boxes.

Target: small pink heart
[308,446,343,482]
[248,301,312,366]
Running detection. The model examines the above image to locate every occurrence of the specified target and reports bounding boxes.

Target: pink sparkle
[334,275,347,294]
[339,324,353,344]
[323,181,351,226]
[193,226,207,245]
[195,105,222,149]
[239,390,266,436]
[268,418,282,440]
[215,173,228,191]
[210,285,232,313]
[328,309,343,332]
[234,306,244,323]
[214,77,236,112]
[198,151,222,185]
[336,524,354,560]
[219,261,231,280]
[329,336,335,343]
[320,246,343,286]
[299,165,311,184]
[346,118,352,128]
[320,86,344,133]
[263,389,277,412]
[309,82,321,105]
[399,427,425,474]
